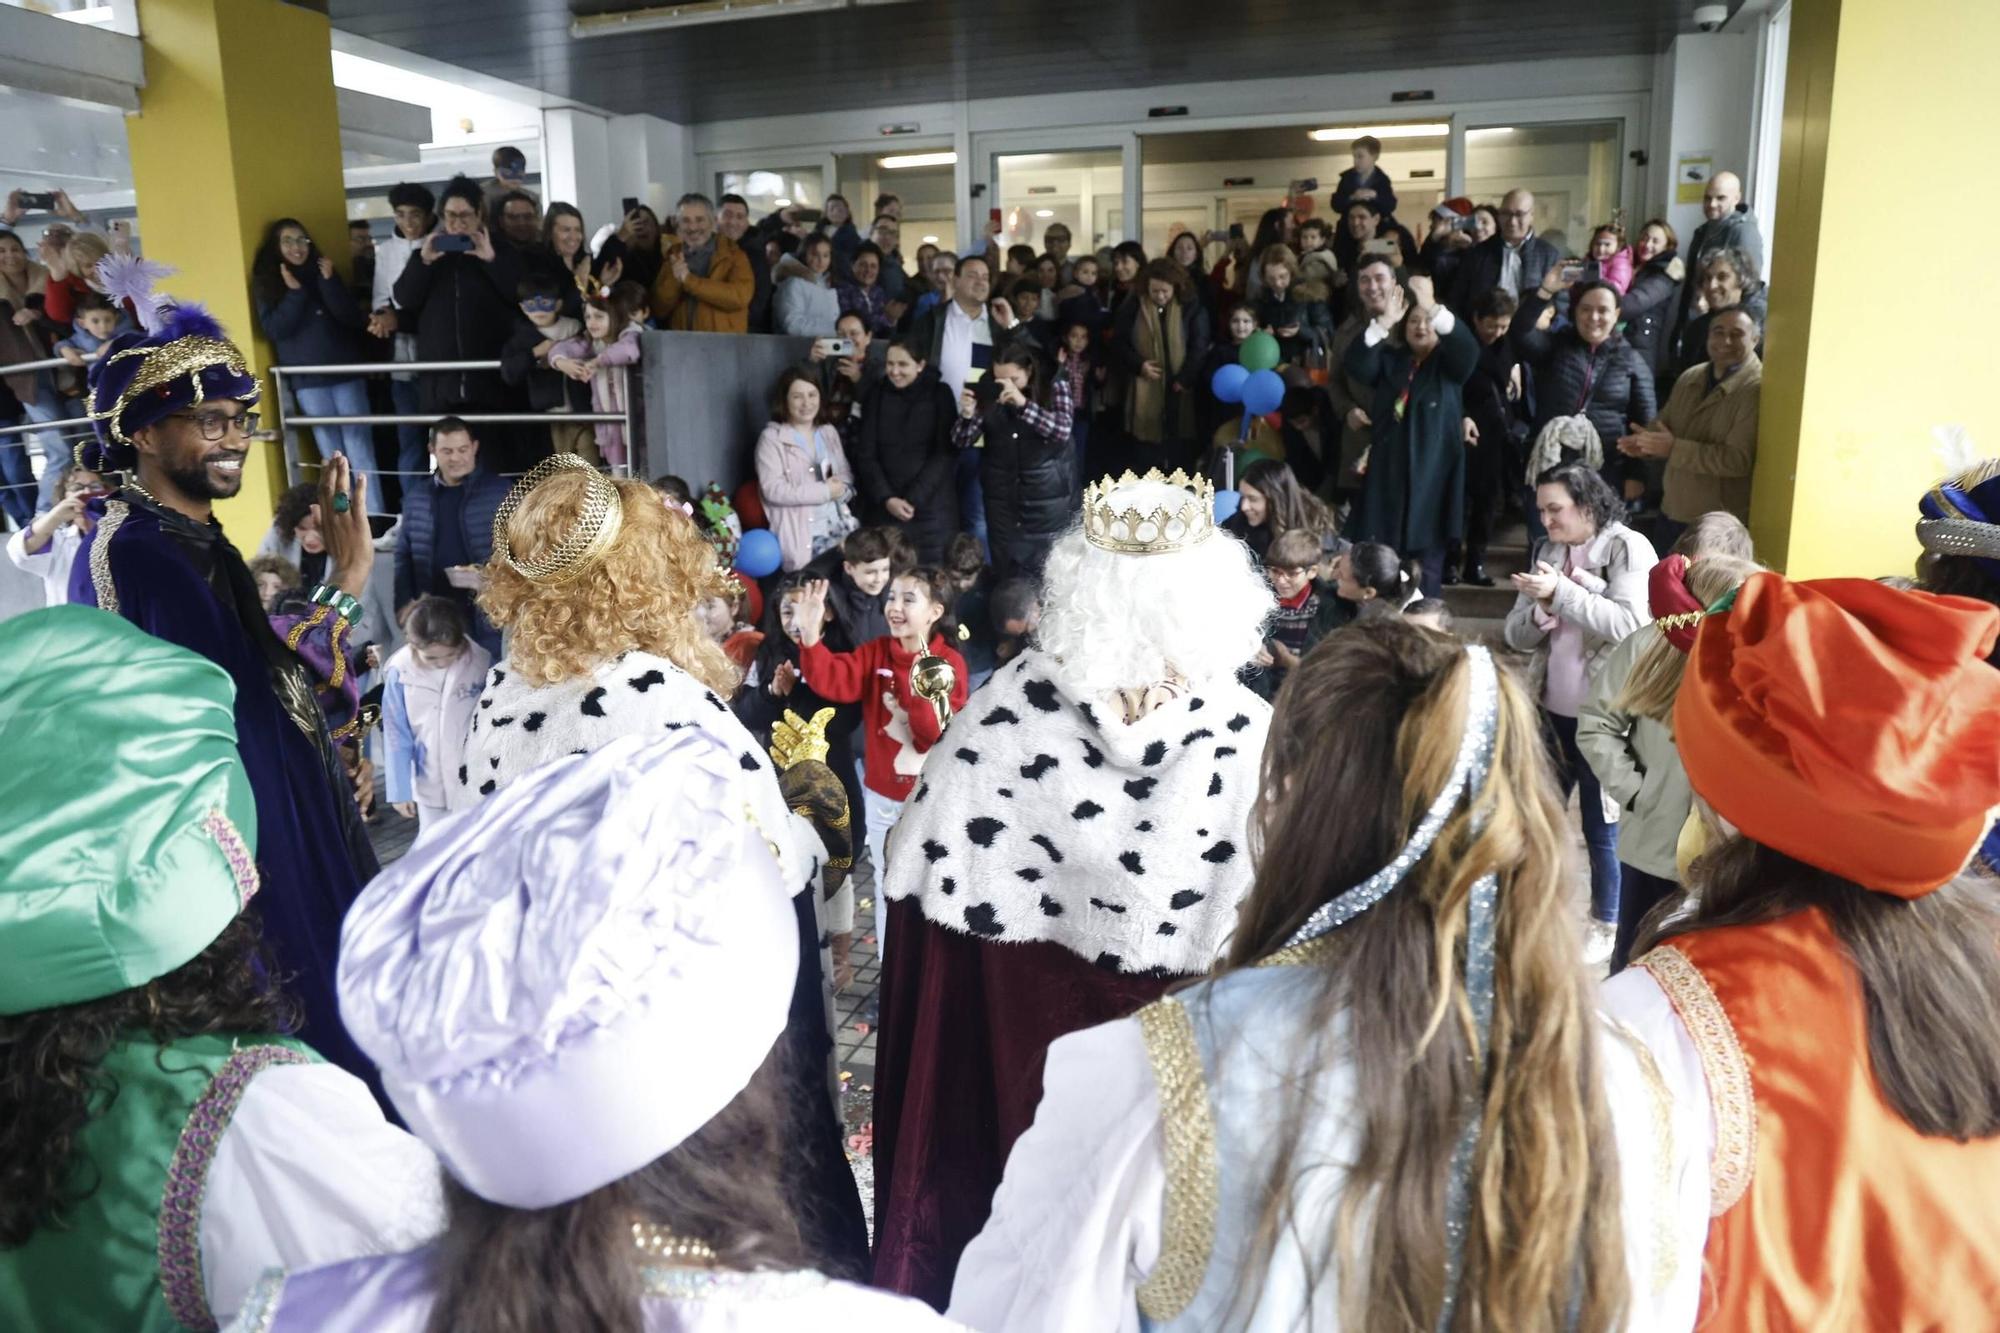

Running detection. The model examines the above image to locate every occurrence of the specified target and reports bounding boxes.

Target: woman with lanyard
[1109,257,1210,475]
[1343,273,1479,599]
[949,617,1695,1331]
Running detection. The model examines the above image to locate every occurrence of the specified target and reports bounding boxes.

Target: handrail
[0,415,91,439]
[270,360,504,377]
[0,356,72,376]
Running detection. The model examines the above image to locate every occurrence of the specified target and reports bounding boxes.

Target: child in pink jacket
[1587,223,1635,294]
[550,282,645,468]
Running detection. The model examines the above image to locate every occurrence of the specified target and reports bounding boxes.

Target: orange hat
[1675,573,2000,897]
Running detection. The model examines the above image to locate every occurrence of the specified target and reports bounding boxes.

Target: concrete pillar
[541,107,618,237]
[1752,0,2000,576]
[1654,32,1759,243]
[607,113,695,221]
[125,0,349,535]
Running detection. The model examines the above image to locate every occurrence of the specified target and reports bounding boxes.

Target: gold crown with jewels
[1083,468,1216,555]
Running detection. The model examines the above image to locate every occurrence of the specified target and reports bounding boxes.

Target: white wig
[1037,476,1275,694]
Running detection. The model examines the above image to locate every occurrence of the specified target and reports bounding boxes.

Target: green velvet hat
[0,606,259,1015]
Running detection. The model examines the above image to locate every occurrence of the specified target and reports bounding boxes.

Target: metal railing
[272,360,635,484]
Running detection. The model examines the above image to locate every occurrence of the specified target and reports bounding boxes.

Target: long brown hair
[1224,621,1627,1330]
[1650,833,2000,1139]
[425,1049,812,1333]
[0,914,297,1246]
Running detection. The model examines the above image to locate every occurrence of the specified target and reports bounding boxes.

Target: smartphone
[990,207,1004,228]
[1288,177,1320,197]
[15,192,56,212]
[1204,229,1231,244]
[1228,222,1245,241]
[622,196,641,216]
[1559,259,1588,283]
[1362,237,1398,258]
[432,232,474,252]
[815,337,856,358]
[791,207,824,225]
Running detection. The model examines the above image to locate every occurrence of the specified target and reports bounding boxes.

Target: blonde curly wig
[480,472,738,695]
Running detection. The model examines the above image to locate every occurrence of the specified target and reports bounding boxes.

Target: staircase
[1441,517,1531,645]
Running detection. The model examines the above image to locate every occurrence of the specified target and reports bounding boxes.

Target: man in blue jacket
[394,415,507,657]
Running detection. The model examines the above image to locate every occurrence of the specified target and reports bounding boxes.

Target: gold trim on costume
[89,498,129,613]
[1134,997,1218,1320]
[491,454,624,586]
[1256,933,1341,969]
[1083,468,1216,555]
[1635,945,1756,1216]
[1602,1016,1681,1296]
[87,335,257,446]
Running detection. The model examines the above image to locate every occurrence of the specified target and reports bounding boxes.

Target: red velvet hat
[1675,573,2000,897]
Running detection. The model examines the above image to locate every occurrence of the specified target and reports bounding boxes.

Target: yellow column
[1752,0,2000,576]
[125,0,350,537]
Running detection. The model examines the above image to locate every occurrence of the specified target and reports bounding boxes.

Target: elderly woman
[871,470,1277,1308]
[1673,245,1766,380]
[1504,461,1658,960]
[459,455,869,1276]
[1343,273,1478,598]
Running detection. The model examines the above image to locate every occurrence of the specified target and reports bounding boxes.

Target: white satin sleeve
[947,1017,1164,1333]
[1600,967,1713,1333]
[199,1063,446,1324]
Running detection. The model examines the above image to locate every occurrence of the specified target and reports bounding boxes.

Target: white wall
[608,113,697,218]
[1654,31,1759,247]
[542,108,618,229]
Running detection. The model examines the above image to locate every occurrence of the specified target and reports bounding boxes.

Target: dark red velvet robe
[870,898,1178,1309]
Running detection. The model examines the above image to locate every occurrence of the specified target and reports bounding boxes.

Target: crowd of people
[9,137,2000,1333]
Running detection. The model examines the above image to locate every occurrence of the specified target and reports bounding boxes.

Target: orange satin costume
[1638,909,2000,1329]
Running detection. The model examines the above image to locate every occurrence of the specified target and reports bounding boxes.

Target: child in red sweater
[796,566,969,963]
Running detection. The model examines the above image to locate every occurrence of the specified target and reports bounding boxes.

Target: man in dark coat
[1445,188,1562,318]
[68,303,384,1103]
[393,416,508,657]
[390,175,522,419]
[1343,274,1480,599]
[1671,169,1764,347]
[1325,255,1406,500]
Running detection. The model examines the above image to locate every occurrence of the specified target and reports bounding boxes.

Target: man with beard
[869,470,1276,1309]
[67,293,384,1100]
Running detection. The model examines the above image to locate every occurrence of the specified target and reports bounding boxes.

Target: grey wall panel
[638,330,817,493]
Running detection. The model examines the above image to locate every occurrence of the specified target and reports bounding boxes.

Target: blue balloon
[1209,362,1249,405]
[1213,488,1241,524]
[734,527,783,579]
[1241,368,1286,417]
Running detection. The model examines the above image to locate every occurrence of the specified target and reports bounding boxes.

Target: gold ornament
[492,454,625,586]
[911,653,958,731]
[769,706,836,769]
[630,1220,717,1267]
[87,334,258,446]
[1083,468,1216,555]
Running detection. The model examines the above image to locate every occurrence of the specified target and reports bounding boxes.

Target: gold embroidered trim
[1602,1016,1680,1296]
[90,498,129,613]
[1634,945,1756,1216]
[1134,997,1217,1320]
[1256,933,1341,969]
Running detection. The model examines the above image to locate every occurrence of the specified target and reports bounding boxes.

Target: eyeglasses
[1501,209,1535,220]
[440,207,479,224]
[172,409,259,441]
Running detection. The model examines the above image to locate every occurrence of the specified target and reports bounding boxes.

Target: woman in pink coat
[754,366,856,571]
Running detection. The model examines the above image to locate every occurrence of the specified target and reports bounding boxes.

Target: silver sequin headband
[1281,644,1500,1333]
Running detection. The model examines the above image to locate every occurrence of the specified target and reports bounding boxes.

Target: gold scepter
[911,653,958,733]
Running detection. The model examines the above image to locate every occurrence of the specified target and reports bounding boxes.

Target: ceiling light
[773,198,792,207]
[879,151,957,170]
[1466,127,1516,138]
[1307,123,1450,142]
[921,235,939,245]
[1034,209,1054,218]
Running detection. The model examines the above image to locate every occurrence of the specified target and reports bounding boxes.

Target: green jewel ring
[331,492,352,513]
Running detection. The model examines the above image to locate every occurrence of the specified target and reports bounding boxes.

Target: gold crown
[769,707,835,770]
[492,454,625,586]
[1083,468,1216,555]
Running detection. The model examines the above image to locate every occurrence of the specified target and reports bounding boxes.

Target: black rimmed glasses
[171,409,259,441]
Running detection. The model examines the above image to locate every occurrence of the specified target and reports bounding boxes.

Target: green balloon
[1238,331,1281,372]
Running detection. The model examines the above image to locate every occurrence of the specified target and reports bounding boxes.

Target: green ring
[331,492,352,513]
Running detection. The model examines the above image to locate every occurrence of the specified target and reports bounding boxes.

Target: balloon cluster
[1210,331,1286,418]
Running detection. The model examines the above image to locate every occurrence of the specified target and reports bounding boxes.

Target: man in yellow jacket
[651,192,756,333]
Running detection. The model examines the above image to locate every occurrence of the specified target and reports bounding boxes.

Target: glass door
[993,149,1124,259]
[1463,121,1623,255]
